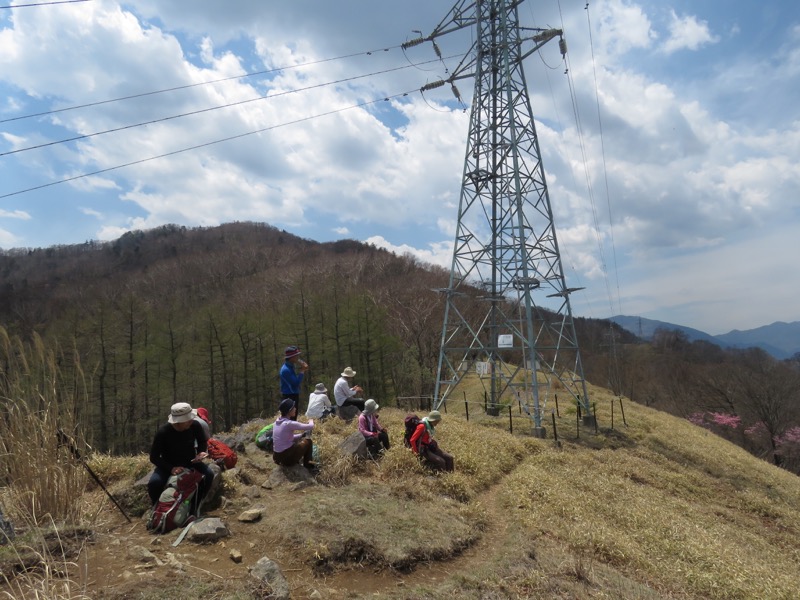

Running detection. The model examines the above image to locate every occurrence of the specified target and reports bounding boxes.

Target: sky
[1,0,798,336]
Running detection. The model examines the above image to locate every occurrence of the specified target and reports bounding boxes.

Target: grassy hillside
[2,382,800,599]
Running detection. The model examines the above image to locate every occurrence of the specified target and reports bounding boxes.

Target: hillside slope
[11,382,798,600]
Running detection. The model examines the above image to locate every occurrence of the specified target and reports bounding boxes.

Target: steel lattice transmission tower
[404,0,592,434]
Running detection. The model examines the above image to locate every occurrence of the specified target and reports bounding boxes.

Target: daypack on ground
[403,414,421,448]
[206,438,238,469]
[255,423,274,451]
[146,469,203,534]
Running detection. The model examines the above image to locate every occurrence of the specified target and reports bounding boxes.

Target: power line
[0,45,407,125]
[0,89,417,200]
[1,54,458,157]
[0,0,89,8]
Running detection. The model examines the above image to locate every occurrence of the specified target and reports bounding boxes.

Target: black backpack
[403,414,421,448]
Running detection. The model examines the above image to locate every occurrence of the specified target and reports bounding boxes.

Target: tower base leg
[532,426,547,439]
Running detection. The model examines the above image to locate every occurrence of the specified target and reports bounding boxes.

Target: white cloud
[80,207,103,219]
[365,235,452,269]
[0,227,18,248]
[0,209,30,220]
[593,0,656,58]
[662,10,719,54]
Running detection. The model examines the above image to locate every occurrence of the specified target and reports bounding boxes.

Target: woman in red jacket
[409,410,454,472]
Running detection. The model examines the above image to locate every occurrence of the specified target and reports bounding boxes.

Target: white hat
[363,399,379,414]
[341,367,357,378]
[314,382,327,393]
[168,402,196,424]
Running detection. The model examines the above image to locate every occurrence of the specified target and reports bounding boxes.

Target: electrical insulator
[559,38,567,57]
[451,83,462,103]
[421,80,446,92]
[401,37,425,50]
[432,40,442,59]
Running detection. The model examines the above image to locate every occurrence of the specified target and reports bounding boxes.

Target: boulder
[249,557,290,600]
[339,431,368,459]
[264,464,316,489]
[337,404,361,422]
[186,517,230,543]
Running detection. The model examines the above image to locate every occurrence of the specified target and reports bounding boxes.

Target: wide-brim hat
[341,367,357,378]
[363,398,379,414]
[168,402,197,424]
[314,383,327,393]
[427,410,442,423]
[285,346,301,359]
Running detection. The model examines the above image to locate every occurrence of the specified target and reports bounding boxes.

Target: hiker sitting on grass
[147,402,214,511]
[272,398,317,470]
[409,410,454,472]
[306,382,335,420]
[358,398,390,456]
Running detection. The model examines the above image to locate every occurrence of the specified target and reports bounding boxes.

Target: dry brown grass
[3,364,800,599]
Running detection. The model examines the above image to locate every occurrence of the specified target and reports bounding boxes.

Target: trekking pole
[551,411,559,446]
[56,429,132,523]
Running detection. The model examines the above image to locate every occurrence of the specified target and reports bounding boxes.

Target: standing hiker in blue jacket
[280,345,309,409]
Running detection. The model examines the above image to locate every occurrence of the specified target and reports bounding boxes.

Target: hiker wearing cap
[280,345,309,406]
[147,402,215,509]
[194,407,212,441]
[272,398,316,469]
[358,399,390,456]
[333,366,365,411]
[306,382,334,420]
[409,410,454,472]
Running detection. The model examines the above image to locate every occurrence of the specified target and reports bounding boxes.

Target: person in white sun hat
[358,398,390,456]
[147,402,214,511]
[306,382,335,420]
[333,366,365,411]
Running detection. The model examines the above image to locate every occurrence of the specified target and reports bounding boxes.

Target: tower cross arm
[519,28,564,62]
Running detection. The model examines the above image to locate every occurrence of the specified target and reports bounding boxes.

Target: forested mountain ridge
[1,221,799,479]
[0,222,461,454]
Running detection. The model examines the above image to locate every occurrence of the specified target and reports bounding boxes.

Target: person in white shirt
[306,382,334,419]
[333,366,365,411]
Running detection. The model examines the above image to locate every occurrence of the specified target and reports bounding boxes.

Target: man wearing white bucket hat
[333,366,365,412]
[147,402,214,512]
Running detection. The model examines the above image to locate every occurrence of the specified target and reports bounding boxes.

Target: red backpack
[147,469,203,533]
[206,438,238,470]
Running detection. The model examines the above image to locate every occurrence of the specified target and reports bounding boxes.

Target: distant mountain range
[609,315,800,360]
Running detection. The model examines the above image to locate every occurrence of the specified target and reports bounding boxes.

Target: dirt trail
[72,467,515,598]
[305,481,512,596]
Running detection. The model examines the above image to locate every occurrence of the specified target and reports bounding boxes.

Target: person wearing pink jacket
[358,399,390,456]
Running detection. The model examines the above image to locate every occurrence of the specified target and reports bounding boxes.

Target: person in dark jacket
[147,402,214,511]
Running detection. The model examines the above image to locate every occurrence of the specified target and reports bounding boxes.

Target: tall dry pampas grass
[0,329,89,527]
